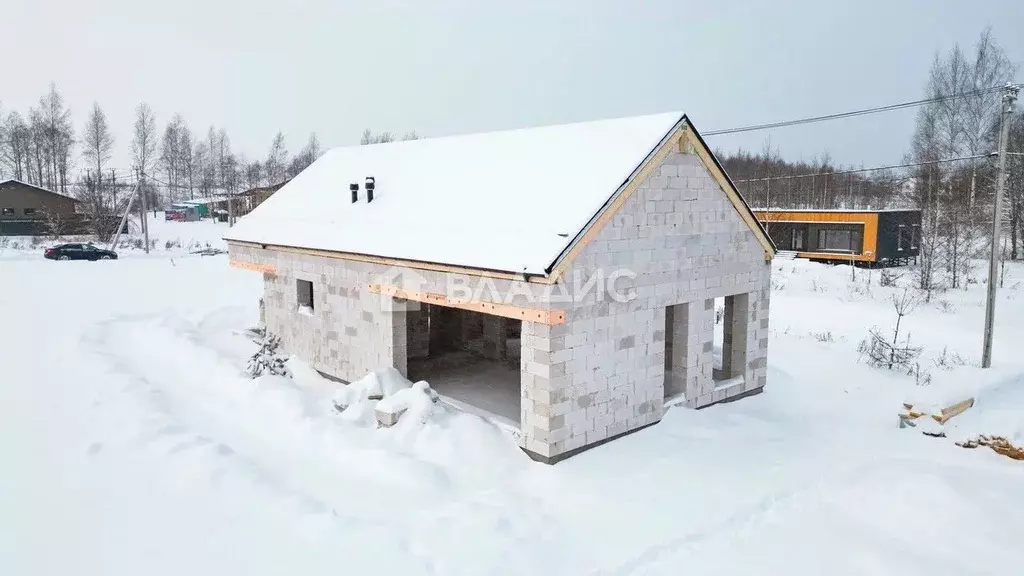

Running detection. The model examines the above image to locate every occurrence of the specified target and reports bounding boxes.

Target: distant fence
[0,215,127,237]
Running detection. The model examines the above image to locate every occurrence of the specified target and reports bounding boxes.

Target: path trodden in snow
[1,237,1023,575]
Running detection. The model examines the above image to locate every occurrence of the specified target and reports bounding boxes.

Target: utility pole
[109,178,141,252]
[110,169,117,212]
[982,83,1020,368]
[139,169,150,254]
[227,170,235,227]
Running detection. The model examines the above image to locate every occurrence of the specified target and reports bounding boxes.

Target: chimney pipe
[350,183,358,203]
[365,176,375,203]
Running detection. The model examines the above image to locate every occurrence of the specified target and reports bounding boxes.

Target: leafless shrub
[859,328,924,371]
[810,279,827,293]
[40,208,70,240]
[164,238,182,250]
[880,268,903,287]
[847,281,872,299]
[936,299,956,314]
[29,236,44,248]
[934,346,970,371]
[858,288,923,371]
[812,330,835,343]
[912,362,932,386]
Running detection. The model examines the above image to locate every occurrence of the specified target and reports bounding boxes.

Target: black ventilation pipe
[365,176,375,203]
[350,183,358,203]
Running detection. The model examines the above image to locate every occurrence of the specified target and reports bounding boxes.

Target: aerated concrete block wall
[521,146,771,461]
[227,243,550,385]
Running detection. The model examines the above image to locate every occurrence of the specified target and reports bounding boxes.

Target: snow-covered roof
[224,112,687,275]
[0,179,80,203]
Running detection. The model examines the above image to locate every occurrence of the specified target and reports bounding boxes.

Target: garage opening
[405,303,522,427]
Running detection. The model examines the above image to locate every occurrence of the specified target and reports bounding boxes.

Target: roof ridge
[0,178,80,202]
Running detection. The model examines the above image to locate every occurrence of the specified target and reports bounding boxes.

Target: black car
[44,243,118,261]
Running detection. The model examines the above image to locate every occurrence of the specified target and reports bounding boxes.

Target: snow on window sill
[713,375,745,391]
[664,392,688,408]
[297,304,315,316]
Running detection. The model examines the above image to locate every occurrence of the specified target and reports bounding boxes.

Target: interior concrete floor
[408,350,521,425]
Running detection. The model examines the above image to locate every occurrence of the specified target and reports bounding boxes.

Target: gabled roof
[0,179,80,203]
[224,112,774,277]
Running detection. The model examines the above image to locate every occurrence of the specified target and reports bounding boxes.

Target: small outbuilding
[225,112,776,463]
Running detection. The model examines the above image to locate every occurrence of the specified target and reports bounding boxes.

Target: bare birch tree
[39,83,75,193]
[360,129,394,145]
[265,131,288,184]
[160,115,183,201]
[80,103,115,215]
[178,124,195,200]
[287,132,322,177]
[132,103,158,175]
[0,112,31,181]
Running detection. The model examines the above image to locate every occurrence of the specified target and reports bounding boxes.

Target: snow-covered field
[2,215,1023,575]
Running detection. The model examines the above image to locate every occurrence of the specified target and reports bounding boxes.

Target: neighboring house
[0,179,80,236]
[755,208,922,265]
[225,112,776,463]
[232,181,289,217]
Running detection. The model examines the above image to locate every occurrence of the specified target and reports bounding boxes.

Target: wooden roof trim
[226,240,557,284]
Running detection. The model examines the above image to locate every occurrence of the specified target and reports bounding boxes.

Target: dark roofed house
[0,179,126,237]
[0,179,80,236]
[234,180,290,217]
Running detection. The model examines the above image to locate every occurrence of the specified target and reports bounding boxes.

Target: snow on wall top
[223,112,685,275]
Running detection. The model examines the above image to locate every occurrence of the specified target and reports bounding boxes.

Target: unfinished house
[224,112,776,463]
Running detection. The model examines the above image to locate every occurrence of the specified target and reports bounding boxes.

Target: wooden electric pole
[139,169,150,254]
[982,83,1020,368]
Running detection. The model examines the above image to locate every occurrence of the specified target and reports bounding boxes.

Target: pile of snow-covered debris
[331,367,441,431]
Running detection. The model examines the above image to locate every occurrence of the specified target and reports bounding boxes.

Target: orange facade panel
[754,210,881,262]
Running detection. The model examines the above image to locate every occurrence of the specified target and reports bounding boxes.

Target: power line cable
[704,86,1005,136]
[732,153,992,183]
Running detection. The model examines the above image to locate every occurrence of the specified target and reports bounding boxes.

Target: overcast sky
[4,0,1023,172]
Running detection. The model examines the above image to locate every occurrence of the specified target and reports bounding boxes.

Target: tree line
[716,143,907,211]
[718,28,1023,293]
[0,86,375,222]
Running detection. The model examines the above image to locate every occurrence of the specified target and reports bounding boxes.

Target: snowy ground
[0,211,229,260]
[2,215,1023,575]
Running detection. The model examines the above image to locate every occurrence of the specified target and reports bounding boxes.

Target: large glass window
[819,229,853,252]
